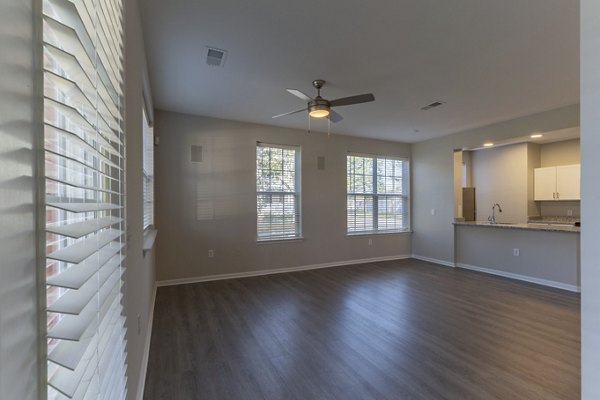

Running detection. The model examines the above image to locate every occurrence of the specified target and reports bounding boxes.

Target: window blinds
[347,154,409,233]
[256,143,301,240]
[142,107,154,229]
[43,0,127,399]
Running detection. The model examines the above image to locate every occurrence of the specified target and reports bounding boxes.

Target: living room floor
[144,259,580,400]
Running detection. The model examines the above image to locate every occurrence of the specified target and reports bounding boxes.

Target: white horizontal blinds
[142,107,154,229]
[43,0,127,399]
[256,143,301,240]
[347,154,409,233]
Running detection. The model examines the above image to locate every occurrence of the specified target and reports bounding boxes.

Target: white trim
[156,255,412,287]
[136,284,157,400]
[456,262,580,293]
[411,254,456,268]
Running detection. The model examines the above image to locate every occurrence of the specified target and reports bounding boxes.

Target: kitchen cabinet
[534,164,580,201]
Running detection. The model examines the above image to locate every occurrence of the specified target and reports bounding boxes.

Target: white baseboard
[156,254,412,287]
[456,262,580,293]
[136,284,157,400]
[411,254,456,268]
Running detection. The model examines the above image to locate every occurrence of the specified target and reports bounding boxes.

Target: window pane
[378,195,407,231]
[347,195,374,233]
[347,155,409,233]
[257,144,300,240]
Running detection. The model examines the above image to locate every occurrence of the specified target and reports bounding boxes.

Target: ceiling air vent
[206,47,227,67]
[421,101,445,111]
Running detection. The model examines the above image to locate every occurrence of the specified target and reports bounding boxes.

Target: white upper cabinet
[556,164,581,200]
[534,167,557,200]
[534,164,580,201]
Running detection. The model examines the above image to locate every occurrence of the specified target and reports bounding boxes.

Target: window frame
[256,142,302,242]
[346,152,410,235]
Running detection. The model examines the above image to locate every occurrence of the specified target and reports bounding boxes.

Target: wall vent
[421,101,445,111]
[317,156,326,170]
[191,145,203,162]
[206,47,227,67]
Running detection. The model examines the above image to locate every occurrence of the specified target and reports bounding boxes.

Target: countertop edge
[453,221,580,233]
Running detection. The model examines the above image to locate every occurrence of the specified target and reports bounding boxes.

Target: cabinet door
[556,164,580,200]
[534,167,556,201]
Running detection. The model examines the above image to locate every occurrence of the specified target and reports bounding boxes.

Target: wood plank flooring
[144,259,580,400]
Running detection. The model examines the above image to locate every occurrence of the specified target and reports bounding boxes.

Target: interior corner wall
[154,111,412,282]
[0,0,40,399]
[581,0,600,397]
[411,104,579,264]
[540,138,580,167]
[471,143,529,223]
[124,1,156,399]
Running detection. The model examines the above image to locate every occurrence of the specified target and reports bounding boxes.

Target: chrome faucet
[488,203,503,224]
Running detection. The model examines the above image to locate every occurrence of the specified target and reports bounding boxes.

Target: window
[256,143,301,240]
[347,154,409,234]
[143,106,154,229]
[43,1,127,399]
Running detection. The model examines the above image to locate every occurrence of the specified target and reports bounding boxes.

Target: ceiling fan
[272,80,375,123]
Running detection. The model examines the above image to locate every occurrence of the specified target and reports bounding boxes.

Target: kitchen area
[453,127,580,292]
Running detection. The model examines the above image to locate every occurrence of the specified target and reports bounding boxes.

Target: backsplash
[538,200,580,218]
[528,215,580,223]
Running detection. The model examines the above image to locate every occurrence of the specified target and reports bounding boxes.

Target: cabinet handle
[557,192,559,199]
[553,192,556,199]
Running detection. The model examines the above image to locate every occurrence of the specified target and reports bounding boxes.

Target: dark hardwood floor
[144,259,580,400]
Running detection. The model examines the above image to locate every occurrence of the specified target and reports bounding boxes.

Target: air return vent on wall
[206,47,227,67]
[191,145,203,162]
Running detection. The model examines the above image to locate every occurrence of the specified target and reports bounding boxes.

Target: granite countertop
[454,221,580,233]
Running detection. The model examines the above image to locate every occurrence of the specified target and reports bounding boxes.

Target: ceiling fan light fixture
[309,105,330,118]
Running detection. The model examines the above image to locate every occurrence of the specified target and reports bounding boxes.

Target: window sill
[346,230,412,237]
[256,237,305,245]
[143,229,158,252]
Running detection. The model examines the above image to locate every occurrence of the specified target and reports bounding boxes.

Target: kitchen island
[454,221,580,292]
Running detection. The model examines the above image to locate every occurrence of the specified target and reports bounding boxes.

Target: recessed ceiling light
[483,142,494,147]
[530,134,543,138]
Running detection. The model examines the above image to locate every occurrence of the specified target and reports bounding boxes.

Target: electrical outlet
[368,239,373,246]
[567,209,573,217]
[430,209,436,216]
[513,248,520,257]
[208,249,214,258]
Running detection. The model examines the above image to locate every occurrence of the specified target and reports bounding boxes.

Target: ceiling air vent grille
[421,101,445,111]
[206,47,227,67]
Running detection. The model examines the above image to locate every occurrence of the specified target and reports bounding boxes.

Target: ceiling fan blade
[330,93,375,107]
[329,110,343,123]
[272,108,307,119]
[286,89,313,102]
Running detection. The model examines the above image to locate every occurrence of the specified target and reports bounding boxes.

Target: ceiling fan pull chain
[308,113,311,134]
[328,116,331,136]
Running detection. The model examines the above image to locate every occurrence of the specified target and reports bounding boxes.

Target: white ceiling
[139,0,579,143]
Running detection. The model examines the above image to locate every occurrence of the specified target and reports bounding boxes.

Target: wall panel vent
[191,145,203,162]
[317,156,326,170]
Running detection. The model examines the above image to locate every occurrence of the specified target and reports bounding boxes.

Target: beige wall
[453,151,463,218]
[154,111,412,282]
[456,226,579,290]
[124,1,156,399]
[471,143,529,223]
[582,0,600,396]
[411,104,579,264]
[0,0,40,398]
[527,143,541,217]
[540,138,580,167]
